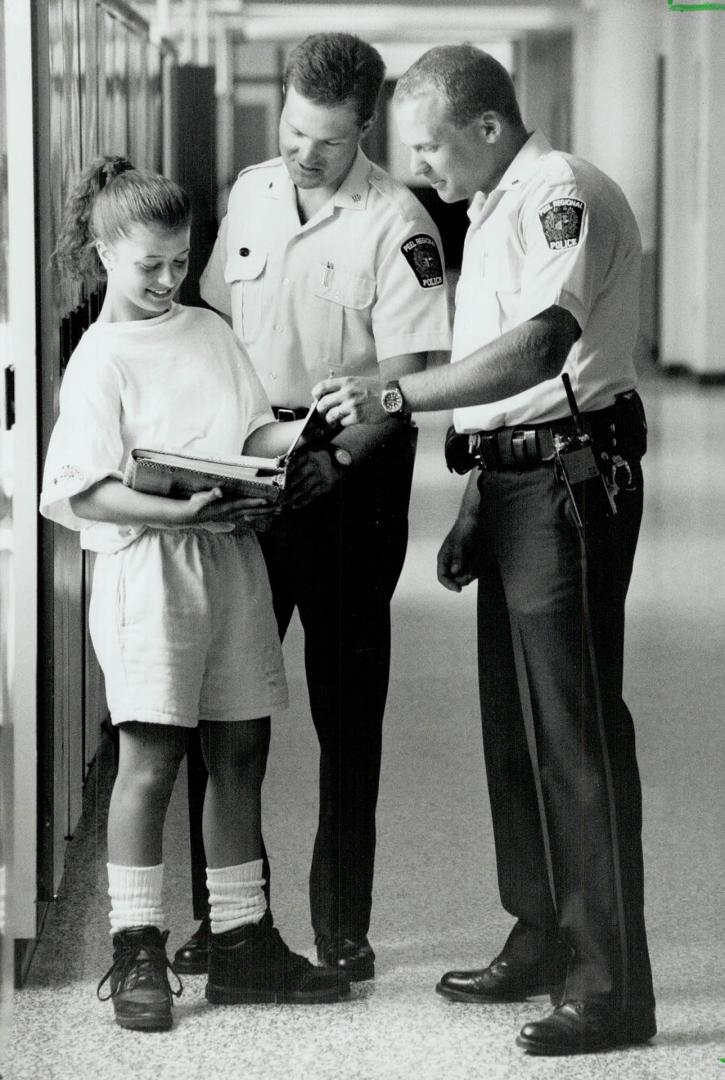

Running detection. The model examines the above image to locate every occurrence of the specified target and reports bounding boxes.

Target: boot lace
[97,931,183,1002]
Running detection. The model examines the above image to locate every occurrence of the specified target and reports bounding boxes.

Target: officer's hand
[312,376,387,426]
[437,517,480,592]
[284,449,342,509]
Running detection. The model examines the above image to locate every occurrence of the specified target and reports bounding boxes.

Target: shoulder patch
[401,234,444,288]
[537,197,585,250]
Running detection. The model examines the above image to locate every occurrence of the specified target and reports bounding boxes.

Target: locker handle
[3,364,15,431]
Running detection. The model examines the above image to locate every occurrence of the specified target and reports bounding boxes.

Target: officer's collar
[467,131,553,224]
[265,150,371,216]
[495,130,553,192]
[332,149,372,210]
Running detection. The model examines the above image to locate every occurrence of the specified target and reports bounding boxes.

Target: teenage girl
[40,156,345,1031]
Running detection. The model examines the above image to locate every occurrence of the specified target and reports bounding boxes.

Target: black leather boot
[97,925,182,1030]
[206,911,350,1004]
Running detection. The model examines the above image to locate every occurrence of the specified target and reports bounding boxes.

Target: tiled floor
[6,363,725,1079]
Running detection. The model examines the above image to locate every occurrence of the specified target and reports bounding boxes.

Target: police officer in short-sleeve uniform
[317,45,655,1055]
[174,33,451,983]
[200,153,449,405]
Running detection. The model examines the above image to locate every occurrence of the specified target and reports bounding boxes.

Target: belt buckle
[277,408,296,423]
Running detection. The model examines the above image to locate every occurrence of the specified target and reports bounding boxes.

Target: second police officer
[315,44,655,1056]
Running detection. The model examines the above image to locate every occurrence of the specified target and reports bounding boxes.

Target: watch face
[382,387,404,413]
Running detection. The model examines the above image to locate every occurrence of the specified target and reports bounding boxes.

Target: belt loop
[511,430,528,466]
[523,429,538,464]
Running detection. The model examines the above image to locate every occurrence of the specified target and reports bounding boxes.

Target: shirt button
[334,290,341,298]
[239,247,250,257]
[274,324,284,333]
[282,277,290,285]
[270,372,278,380]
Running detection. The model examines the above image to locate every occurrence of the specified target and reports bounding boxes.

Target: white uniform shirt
[453,131,642,433]
[200,149,451,406]
[40,304,274,553]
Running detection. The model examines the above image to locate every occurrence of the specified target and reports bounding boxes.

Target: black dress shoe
[516,1001,657,1055]
[316,936,375,982]
[173,917,210,975]
[436,957,565,1003]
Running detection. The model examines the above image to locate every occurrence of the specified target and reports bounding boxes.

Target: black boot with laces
[173,916,211,974]
[97,925,183,1030]
[206,911,349,1005]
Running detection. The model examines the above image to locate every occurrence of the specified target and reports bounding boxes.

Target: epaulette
[540,150,576,185]
[234,157,283,182]
[368,167,427,221]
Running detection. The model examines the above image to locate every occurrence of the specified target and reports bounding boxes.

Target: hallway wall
[660,10,725,376]
[572,0,662,356]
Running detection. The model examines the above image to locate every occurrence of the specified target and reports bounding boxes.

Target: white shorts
[89,528,288,727]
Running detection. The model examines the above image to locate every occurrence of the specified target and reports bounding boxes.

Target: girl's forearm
[70,477,185,528]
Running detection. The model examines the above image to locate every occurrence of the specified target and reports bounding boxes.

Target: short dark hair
[394,44,523,130]
[284,33,386,126]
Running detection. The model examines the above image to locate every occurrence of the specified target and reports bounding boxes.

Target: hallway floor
[7,363,725,1080]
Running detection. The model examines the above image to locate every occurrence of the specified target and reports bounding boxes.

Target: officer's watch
[381,379,409,417]
[331,446,353,468]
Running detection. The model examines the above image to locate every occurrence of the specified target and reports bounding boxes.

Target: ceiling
[133,1,588,46]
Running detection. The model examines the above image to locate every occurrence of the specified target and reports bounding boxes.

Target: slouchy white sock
[206,860,266,934]
[107,862,166,935]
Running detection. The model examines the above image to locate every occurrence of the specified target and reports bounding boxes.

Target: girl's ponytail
[53,156,189,290]
[53,155,135,287]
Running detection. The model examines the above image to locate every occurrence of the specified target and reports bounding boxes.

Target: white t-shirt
[453,131,642,432]
[40,303,274,553]
[200,149,452,406]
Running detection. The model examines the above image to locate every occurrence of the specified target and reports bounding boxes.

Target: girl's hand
[175,488,277,526]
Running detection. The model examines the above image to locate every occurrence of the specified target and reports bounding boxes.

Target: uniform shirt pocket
[314,266,375,310]
[224,248,268,343]
[494,258,522,334]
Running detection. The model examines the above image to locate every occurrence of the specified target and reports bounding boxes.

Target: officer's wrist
[380,379,411,420]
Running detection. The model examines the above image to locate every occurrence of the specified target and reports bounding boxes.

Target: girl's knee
[115,755,181,798]
[116,722,188,791]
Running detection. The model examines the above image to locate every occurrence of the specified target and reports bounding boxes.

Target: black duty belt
[461,391,646,472]
[272,405,310,422]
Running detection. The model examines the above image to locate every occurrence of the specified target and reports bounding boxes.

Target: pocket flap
[314,267,375,310]
[224,247,267,284]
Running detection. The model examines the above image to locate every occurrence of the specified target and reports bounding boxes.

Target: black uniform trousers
[475,455,655,1020]
[186,424,416,944]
